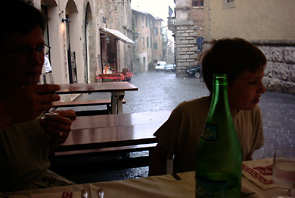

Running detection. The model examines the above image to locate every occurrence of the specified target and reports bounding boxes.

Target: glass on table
[38,72,58,117]
[272,148,295,198]
[40,72,54,85]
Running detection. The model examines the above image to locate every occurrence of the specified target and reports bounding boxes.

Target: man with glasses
[0,0,76,192]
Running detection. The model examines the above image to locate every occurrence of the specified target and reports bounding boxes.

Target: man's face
[0,26,45,86]
[228,68,266,114]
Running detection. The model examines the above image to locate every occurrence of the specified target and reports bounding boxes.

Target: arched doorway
[84,3,92,83]
[41,0,58,73]
[65,0,78,84]
[84,2,98,82]
[84,3,96,83]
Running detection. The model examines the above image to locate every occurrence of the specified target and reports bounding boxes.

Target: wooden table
[55,111,171,155]
[56,82,138,114]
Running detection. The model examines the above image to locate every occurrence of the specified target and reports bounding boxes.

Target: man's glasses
[3,44,51,57]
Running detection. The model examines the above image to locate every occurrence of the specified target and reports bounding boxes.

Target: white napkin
[242,158,278,190]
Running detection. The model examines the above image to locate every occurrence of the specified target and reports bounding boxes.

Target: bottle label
[201,123,218,141]
[196,176,227,198]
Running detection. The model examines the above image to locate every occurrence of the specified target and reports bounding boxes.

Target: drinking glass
[39,72,58,116]
[40,72,54,85]
[272,148,295,198]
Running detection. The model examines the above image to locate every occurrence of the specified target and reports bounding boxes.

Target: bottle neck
[209,75,231,117]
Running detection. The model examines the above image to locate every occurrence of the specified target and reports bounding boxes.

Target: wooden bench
[53,99,126,108]
[55,143,157,157]
[53,99,126,116]
[51,143,157,175]
[52,111,171,172]
[53,143,157,172]
[97,73,125,82]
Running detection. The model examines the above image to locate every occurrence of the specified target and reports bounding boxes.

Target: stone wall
[175,22,199,77]
[255,40,295,95]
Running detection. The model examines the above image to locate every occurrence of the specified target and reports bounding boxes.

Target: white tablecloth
[3,159,294,198]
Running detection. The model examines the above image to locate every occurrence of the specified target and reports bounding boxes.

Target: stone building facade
[25,0,133,88]
[203,0,295,95]
[132,9,167,73]
[169,0,295,95]
[168,0,204,77]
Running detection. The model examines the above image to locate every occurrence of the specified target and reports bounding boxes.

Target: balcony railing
[168,17,176,26]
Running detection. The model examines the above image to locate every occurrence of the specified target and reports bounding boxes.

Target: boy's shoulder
[172,96,211,115]
[177,96,210,109]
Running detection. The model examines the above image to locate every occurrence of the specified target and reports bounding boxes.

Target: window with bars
[153,27,158,35]
[142,37,145,49]
[142,16,144,27]
[192,0,204,7]
[150,37,152,47]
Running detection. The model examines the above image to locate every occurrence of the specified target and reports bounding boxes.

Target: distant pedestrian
[44,54,52,73]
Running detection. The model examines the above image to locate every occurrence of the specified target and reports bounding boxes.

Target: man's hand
[1,84,60,125]
[39,109,76,148]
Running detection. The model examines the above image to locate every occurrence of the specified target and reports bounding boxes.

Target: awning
[100,27,134,44]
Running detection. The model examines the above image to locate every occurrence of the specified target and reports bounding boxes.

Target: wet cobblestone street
[55,71,295,184]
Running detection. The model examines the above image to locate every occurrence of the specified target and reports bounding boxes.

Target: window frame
[192,0,204,7]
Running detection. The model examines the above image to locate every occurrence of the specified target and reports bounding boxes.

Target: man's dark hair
[0,0,45,44]
[200,38,267,92]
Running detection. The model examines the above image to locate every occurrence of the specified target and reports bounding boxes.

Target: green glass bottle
[195,74,242,198]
